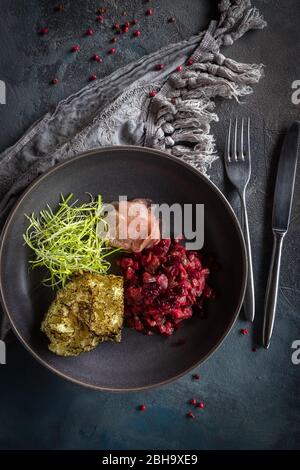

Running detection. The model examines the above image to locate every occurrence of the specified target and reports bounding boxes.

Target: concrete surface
[0,0,300,450]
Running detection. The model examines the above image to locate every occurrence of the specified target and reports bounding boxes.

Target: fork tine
[240,117,245,161]
[246,117,251,163]
[226,119,232,162]
[233,117,238,161]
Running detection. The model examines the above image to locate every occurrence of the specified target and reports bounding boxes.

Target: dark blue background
[0,0,300,450]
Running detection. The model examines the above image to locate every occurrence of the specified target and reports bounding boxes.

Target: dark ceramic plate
[0,146,247,391]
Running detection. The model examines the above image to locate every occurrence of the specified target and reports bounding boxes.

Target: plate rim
[0,145,248,392]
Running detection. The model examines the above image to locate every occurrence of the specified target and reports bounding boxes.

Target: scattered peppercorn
[110,37,117,43]
[155,63,164,71]
[90,74,97,81]
[146,8,153,16]
[122,11,128,16]
[97,15,104,23]
[134,29,141,37]
[252,346,257,352]
[122,25,129,33]
[86,27,93,36]
[241,328,249,335]
[149,90,156,97]
[187,59,194,66]
[92,54,102,62]
[176,65,183,72]
[124,21,130,28]
[39,27,49,35]
[168,16,176,23]
[189,398,197,405]
[109,47,116,54]
[192,373,200,380]
[197,402,205,409]
[51,78,59,85]
[139,404,146,411]
[131,19,139,25]
[187,411,195,419]
[71,44,80,52]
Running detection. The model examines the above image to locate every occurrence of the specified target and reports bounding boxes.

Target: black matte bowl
[0,146,247,391]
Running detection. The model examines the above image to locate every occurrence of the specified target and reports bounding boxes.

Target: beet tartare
[118,238,213,336]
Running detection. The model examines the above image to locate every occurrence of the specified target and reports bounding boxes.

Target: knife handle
[263,230,285,349]
[240,191,255,322]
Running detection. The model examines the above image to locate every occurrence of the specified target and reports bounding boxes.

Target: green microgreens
[23,193,121,288]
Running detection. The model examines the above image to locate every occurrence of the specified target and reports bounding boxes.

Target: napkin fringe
[145,0,266,174]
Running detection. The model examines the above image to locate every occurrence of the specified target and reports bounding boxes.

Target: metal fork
[224,117,255,322]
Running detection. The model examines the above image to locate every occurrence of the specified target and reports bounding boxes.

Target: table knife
[263,121,300,349]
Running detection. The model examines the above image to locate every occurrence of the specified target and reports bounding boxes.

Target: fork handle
[239,190,255,322]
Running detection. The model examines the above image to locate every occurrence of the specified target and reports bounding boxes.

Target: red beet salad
[117,238,214,336]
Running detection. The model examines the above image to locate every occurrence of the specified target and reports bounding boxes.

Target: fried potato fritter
[41,273,124,356]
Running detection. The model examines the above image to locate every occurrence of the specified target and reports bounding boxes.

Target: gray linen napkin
[0,0,266,339]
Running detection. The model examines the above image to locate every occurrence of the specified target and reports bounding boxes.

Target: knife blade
[263,121,300,349]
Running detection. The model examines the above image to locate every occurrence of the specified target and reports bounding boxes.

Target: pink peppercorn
[134,30,141,37]
[111,37,117,43]
[97,15,104,23]
[241,328,249,335]
[92,54,102,62]
[131,19,139,25]
[149,90,156,97]
[71,44,80,52]
[146,8,153,16]
[139,404,146,411]
[109,47,116,54]
[86,27,93,36]
[39,27,49,35]
[176,65,183,72]
[189,399,197,405]
[192,374,200,380]
[90,74,97,81]
[187,411,195,419]
[155,63,164,71]
[122,25,129,33]
[197,402,205,409]
[124,21,130,28]
[168,16,176,23]
[51,78,59,85]
[187,59,194,66]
